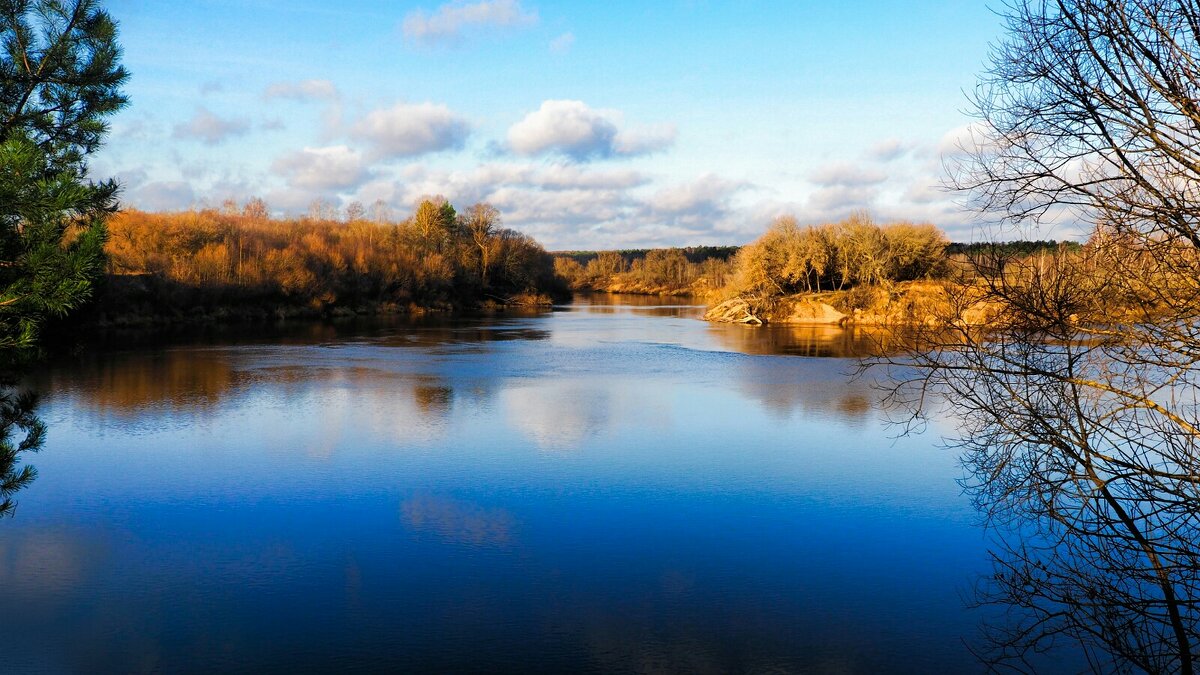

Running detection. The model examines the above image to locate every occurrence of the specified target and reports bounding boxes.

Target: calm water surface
[5,295,1048,673]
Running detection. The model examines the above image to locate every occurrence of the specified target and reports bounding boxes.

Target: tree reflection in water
[882,328,1200,674]
[0,382,44,517]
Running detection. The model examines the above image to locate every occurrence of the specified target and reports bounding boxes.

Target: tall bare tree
[463,202,499,287]
[883,2,1200,672]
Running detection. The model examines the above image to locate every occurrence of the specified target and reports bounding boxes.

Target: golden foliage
[103,199,559,316]
[726,213,949,298]
[553,247,734,296]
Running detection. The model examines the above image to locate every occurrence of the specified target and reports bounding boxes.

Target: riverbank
[79,273,559,328]
[84,206,568,329]
[704,281,994,327]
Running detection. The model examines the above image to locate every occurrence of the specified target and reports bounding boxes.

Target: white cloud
[402,0,538,46]
[613,124,677,156]
[650,174,748,216]
[355,162,758,249]
[868,138,911,162]
[903,180,947,205]
[150,170,977,248]
[809,162,887,188]
[506,100,675,161]
[171,107,250,145]
[127,181,197,211]
[263,79,340,102]
[271,145,371,191]
[353,162,646,215]
[549,31,575,54]
[937,121,990,158]
[507,100,616,159]
[807,185,880,213]
[349,102,471,159]
[639,174,753,239]
[529,164,647,191]
[263,187,325,213]
[112,115,163,142]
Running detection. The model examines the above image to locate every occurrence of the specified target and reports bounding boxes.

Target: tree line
[552,247,736,295]
[553,226,1091,301]
[100,197,564,322]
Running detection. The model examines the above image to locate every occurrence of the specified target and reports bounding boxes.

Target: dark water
[4,295,1042,673]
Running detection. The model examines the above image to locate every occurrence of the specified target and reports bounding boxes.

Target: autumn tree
[101,200,563,313]
[725,214,948,299]
[412,196,458,251]
[635,248,689,286]
[882,222,948,281]
[553,256,586,287]
[589,251,626,280]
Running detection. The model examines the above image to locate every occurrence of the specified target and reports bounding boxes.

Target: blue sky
[95,0,1009,248]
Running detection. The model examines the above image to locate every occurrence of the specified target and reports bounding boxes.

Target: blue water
[6,295,1000,673]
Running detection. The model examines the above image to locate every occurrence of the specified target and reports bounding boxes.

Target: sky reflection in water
[6,295,1020,673]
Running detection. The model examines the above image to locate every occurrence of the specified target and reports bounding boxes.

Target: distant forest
[944,240,1083,256]
[553,246,741,266]
[552,237,1079,297]
[558,240,1076,263]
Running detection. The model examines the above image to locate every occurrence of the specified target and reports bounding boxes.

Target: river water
[3,294,1067,673]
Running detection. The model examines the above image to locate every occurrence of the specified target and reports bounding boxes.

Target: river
[1,294,1078,673]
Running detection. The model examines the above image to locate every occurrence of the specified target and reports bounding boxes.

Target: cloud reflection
[501,380,614,450]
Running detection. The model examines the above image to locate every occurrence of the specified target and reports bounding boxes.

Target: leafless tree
[241,197,269,221]
[879,2,1200,672]
[369,199,392,225]
[463,202,499,287]
[307,198,336,222]
[344,201,365,223]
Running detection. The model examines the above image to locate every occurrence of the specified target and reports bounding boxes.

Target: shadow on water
[569,292,703,308]
[61,308,555,353]
[29,353,478,433]
[30,313,556,421]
